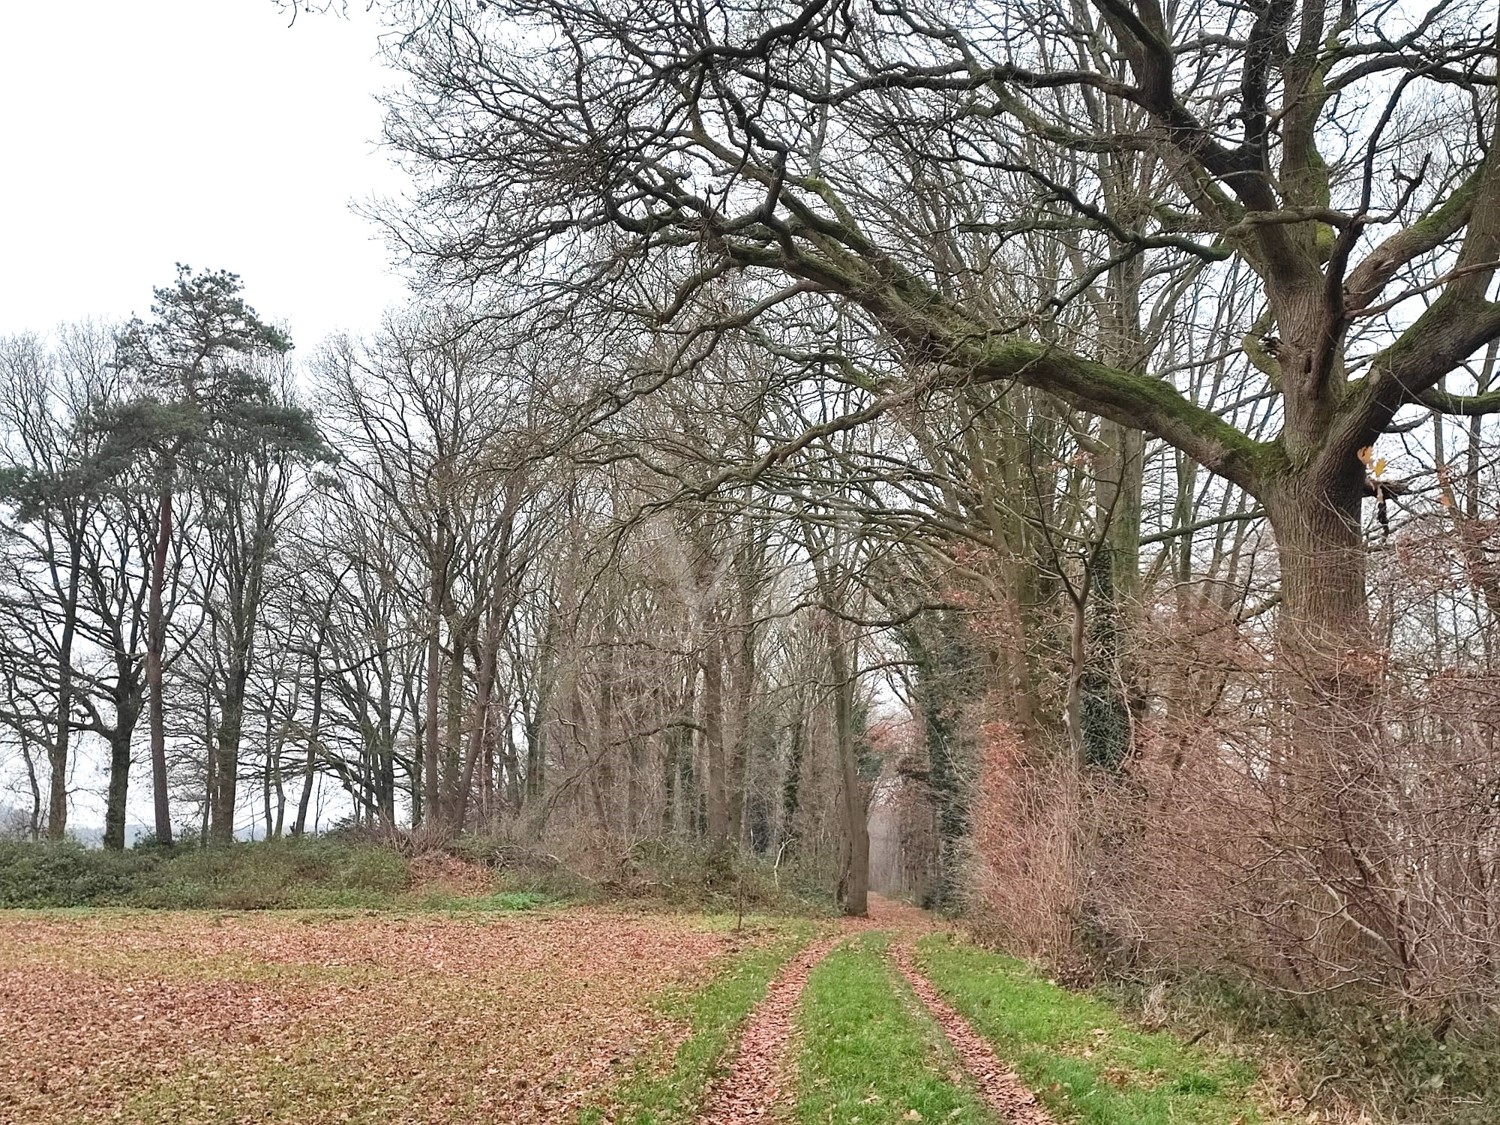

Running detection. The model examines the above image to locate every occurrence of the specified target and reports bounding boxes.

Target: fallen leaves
[0,909,744,1124]
[887,944,1058,1125]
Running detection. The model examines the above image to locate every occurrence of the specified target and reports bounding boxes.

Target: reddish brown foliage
[970,715,1086,968]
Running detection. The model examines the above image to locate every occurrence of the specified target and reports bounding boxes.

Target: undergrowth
[0,834,830,913]
[0,838,411,909]
[1102,973,1500,1125]
[451,832,834,915]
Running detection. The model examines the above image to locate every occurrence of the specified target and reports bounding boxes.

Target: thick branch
[1417,386,1500,416]
[1343,170,1483,315]
[964,340,1272,496]
[722,220,1274,497]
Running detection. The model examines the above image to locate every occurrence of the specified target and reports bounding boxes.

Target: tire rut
[693,934,841,1124]
[889,942,1059,1125]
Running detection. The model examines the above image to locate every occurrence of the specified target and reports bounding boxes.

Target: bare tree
[379,0,1500,705]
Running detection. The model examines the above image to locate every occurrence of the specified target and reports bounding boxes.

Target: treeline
[0,273,922,914]
[337,0,1500,1034]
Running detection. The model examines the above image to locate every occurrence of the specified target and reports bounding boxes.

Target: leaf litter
[0,909,750,1124]
[888,943,1057,1125]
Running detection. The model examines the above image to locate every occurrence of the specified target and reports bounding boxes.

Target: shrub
[446,829,833,912]
[606,836,832,913]
[0,837,411,909]
[0,839,159,907]
[133,838,412,909]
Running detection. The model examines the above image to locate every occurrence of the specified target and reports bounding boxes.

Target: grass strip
[915,935,1270,1124]
[584,922,815,1124]
[794,933,999,1125]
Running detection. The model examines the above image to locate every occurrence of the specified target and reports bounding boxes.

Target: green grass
[915,935,1269,1124]
[794,933,998,1125]
[582,922,817,1124]
[402,889,553,912]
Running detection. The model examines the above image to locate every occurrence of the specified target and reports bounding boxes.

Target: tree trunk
[269,702,286,840]
[46,535,83,839]
[19,732,42,840]
[293,642,325,838]
[455,606,503,831]
[1268,467,1373,658]
[200,690,215,844]
[665,665,698,835]
[102,662,144,851]
[827,613,869,917]
[209,660,249,845]
[1266,469,1379,790]
[1265,467,1407,978]
[263,722,275,842]
[725,606,755,846]
[1081,418,1144,772]
[377,673,397,827]
[146,484,174,846]
[701,625,729,843]
[103,720,135,851]
[421,567,443,828]
[1081,241,1147,773]
[441,609,468,827]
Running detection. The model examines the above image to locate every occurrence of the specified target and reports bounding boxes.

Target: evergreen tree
[91,266,326,845]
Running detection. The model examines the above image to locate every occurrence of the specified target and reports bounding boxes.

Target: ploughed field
[0,902,1275,1124]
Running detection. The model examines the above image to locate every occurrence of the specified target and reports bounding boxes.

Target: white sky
[1,0,410,835]
[0,0,411,351]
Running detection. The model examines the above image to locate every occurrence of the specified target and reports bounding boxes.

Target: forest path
[697,895,1051,1124]
[889,942,1058,1125]
[692,933,843,1123]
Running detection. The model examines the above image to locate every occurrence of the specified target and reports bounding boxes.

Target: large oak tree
[376,0,1500,675]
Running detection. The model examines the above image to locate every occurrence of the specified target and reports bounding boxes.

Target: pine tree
[90,266,327,845]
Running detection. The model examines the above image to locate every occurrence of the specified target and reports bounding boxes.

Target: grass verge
[915,935,1269,1124]
[582,921,816,1124]
[1102,973,1500,1125]
[795,933,998,1125]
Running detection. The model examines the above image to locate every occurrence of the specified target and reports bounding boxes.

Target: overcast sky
[0,1,411,351]
[0,1,409,831]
